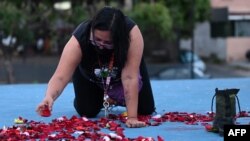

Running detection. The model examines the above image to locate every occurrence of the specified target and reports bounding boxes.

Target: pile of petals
[0,116,163,141]
[1,111,249,140]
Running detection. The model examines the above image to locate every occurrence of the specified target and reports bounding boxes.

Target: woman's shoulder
[72,20,91,45]
[125,16,136,31]
[72,20,91,35]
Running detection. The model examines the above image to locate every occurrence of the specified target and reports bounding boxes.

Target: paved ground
[0,56,60,84]
[0,56,250,84]
[206,62,250,78]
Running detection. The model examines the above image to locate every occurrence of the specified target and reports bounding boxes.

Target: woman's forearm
[45,75,69,101]
[123,77,139,119]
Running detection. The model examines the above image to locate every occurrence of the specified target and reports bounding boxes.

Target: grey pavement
[147,61,250,79]
[206,62,250,78]
[0,56,250,84]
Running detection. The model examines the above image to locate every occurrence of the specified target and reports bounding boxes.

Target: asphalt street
[147,62,250,80]
[0,56,250,84]
[206,62,250,79]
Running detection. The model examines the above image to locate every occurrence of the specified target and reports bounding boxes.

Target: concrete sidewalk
[229,61,250,70]
[1,78,250,140]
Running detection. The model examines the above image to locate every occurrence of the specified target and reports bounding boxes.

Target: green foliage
[195,0,211,22]
[159,0,211,37]
[0,2,25,35]
[69,5,88,25]
[127,3,172,39]
[0,1,39,47]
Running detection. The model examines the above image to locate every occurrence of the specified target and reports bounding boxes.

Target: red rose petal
[205,124,213,131]
[2,111,247,140]
[115,127,125,137]
[157,135,165,141]
[41,105,51,117]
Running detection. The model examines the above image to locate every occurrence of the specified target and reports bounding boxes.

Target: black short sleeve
[72,21,90,46]
[125,16,136,31]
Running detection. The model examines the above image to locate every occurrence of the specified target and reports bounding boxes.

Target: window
[235,20,250,37]
[211,20,250,38]
[210,21,234,38]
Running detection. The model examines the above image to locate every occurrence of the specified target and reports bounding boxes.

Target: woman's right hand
[36,96,54,116]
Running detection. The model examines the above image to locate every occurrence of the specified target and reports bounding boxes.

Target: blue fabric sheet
[1,77,250,140]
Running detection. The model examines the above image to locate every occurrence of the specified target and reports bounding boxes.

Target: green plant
[69,5,89,25]
[127,2,172,39]
[0,2,25,35]
[159,0,211,38]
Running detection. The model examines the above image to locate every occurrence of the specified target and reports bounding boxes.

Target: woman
[36,6,155,128]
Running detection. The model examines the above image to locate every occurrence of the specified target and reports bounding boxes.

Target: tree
[128,2,172,39]
[134,0,211,38]
[0,0,53,83]
[160,0,211,38]
[127,2,174,62]
[160,0,210,77]
[131,0,210,63]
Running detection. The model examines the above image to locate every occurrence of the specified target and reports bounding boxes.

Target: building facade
[181,0,250,63]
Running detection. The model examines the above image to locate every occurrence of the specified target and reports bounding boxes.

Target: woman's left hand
[125,117,146,128]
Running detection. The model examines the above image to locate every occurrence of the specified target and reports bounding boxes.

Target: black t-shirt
[72,17,136,84]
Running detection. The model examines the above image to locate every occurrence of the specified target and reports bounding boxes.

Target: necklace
[98,53,114,117]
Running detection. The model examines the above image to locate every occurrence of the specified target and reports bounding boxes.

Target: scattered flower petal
[1,111,246,140]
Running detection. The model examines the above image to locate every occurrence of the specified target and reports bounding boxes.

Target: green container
[211,88,241,135]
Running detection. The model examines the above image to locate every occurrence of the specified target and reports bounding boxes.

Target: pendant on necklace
[106,76,111,85]
[103,101,109,118]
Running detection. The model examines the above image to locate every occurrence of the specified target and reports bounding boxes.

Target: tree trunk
[1,35,16,84]
[4,59,15,84]
[124,0,133,11]
[86,0,97,17]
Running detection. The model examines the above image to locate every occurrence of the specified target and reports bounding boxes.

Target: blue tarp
[1,77,250,140]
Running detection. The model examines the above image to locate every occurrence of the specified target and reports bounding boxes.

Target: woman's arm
[46,36,82,100]
[122,25,145,127]
[37,36,82,112]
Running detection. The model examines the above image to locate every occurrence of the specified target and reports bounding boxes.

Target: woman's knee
[74,99,102,117]
[138,105,156,115]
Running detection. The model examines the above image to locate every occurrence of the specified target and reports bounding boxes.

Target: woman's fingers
[126,122,145,128]
[36,97,54,115]
[126,119,146,128]
[36,101,50,114]
[36,104,45,114]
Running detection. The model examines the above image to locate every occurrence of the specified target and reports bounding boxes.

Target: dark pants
[72,58,155,117]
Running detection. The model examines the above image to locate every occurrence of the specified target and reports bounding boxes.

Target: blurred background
[0,0,250,84]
